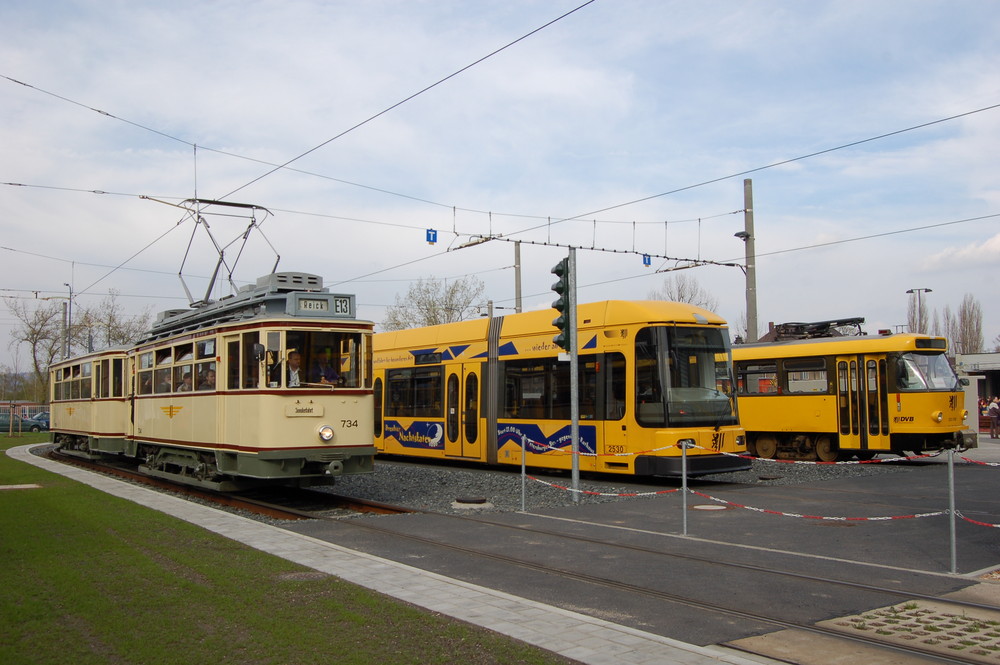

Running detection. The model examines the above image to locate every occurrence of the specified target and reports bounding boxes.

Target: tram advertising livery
[373,300,750,477]
[733,318,970,461]
[50,272,376,490]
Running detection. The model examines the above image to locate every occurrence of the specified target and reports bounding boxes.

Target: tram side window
[783,358,829,394]
[736,362,777,395]
[97,360,108,398]
[373,377,383,436]
[138,352,154,395]
[386,367,442,418]
[501,358,598,420]
[280,330,366,389]
[604,353,626,420]
[241,333,261,389]
[227,340,241,390]
[80,362,92,399]
[112,358,124,397]
[195,339,217,391]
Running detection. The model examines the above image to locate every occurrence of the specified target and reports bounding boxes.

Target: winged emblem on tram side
[160,406,183,418]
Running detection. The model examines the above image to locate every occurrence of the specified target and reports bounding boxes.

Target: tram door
[836,355,891,452]
[444,364,481,460]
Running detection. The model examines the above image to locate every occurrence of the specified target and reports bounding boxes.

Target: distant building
[956,352,1000,399]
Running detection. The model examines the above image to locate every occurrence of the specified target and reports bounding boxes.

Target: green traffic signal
[551,257,572,351]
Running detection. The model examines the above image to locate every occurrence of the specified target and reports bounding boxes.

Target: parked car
[0,413,29,433]
[23,413,49,432]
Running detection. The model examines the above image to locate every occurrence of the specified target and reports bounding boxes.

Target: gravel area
[324,455,915,515]
[31,442,919,519]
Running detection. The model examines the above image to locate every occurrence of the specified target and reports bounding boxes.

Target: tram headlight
[932,411,944,423]
[962,410,968,422]
[318,425,335,442]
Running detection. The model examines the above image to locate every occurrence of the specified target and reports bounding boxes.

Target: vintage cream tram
[51,272,376,489]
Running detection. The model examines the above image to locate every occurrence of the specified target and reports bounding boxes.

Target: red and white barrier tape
[692,443,942,465]
[955,510,1000,528]
[688,489,946,521]
[959,456,1000,467]
[526,475,679,497]
[528,477,1000,527]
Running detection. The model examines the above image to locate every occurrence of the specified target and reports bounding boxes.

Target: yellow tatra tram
[732,319,970,461]
[373,300,749,477]
[50,272,376,490]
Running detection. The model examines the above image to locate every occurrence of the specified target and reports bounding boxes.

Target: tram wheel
[755,435,778,459]
[815,435,838,462]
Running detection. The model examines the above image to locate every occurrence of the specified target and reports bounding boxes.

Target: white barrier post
[680,439,694,536]
[948,447,957,574]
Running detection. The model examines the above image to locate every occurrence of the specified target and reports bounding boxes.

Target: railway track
[46,447,1000,664]
[308,510,1000,664]
[46,447,408,520]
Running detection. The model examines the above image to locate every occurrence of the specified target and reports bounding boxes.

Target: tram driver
[286,351,304,388]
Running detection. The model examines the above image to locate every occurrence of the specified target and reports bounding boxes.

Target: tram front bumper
[634,453,751,477]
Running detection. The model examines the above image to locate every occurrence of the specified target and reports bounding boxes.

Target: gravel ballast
[325,455,915,515]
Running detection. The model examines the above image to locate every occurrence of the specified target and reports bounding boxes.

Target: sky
[2,0,1000,370]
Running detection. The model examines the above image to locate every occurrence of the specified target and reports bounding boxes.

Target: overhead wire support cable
[499,101,1000,239]
[219,0,598,200]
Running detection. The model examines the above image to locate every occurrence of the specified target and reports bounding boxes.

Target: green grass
[0,434,574,665]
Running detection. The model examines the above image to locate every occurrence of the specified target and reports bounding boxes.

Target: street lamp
[906,288,932,333]
[736,177,758,342]
[63,282,73,358]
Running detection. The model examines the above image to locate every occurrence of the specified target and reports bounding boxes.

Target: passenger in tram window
[197,368,216,391]
[310,348,340,385]
[177,372,193,392]
[286,351,303,388]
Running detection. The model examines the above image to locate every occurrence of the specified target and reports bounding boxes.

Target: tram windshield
[635,326,737,427]
[895,352,960,392]
[266,330,365,389]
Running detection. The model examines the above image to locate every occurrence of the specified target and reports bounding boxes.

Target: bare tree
[952,293,983,354]
[73,290,152,351]
[4,298,63,399]
[906,291,932,334]
[382,276,487,331]
[647,274,719,311]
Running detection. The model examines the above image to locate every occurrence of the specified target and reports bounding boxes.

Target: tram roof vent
[154,309,191,324]
[256,272,324,293]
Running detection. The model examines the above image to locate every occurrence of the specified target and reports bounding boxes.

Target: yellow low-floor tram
[732,318,969,461]
[51,272,376,490]
[373,300,749,477]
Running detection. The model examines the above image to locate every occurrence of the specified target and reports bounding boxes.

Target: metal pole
[514,241,522,314]
[521,434,527,513]
[568,247,580,503]
[681,442,689,536]
[743,179,758,342]
[948,448,957,574]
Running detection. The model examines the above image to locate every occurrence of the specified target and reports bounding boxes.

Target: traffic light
[551,257,573,351]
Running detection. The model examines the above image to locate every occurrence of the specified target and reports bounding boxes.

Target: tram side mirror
[253,343,266,363]
[959,377,969,386]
